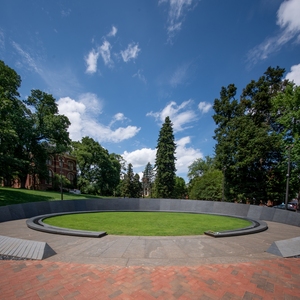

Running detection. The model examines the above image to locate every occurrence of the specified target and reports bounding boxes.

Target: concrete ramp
[0,235,56,260]
[267,237,300,257]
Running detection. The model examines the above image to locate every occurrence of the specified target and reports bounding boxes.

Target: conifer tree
[142,162,154,197]
[154,116,176,198]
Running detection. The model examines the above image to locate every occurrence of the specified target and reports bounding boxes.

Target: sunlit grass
[0,187,102,206]
[43,212,251,236]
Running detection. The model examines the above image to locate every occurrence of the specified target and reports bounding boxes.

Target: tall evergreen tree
[154,116,176,198]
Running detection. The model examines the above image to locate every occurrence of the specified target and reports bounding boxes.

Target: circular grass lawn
[43,212,252,236]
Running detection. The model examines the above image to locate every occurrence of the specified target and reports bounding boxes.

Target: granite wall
[1,198,300,227]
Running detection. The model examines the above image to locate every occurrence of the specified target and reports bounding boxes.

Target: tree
[0,60,22,185]
[142,162,154,197]
[122,163,141,198]
[213,67,288,202]
[188,169,223,200]
[272,84,300,201]
[71,137,121,195]
[15,89,71,188]
[187,157,222,201]
[0,60,71,188]
[154,116,177,198]
[187,156,216,181]
[174,176,187,199]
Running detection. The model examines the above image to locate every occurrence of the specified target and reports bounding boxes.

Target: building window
[47,170,53,185]
[67,173,74,181]
[68,161,74,170]
[46,157,53,166]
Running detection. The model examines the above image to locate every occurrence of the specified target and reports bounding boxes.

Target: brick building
[11,153,77,190]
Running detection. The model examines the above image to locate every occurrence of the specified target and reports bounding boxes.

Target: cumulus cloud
[121,136,203,179]
[247,0,300,66]
[147,100,197,132]
[198,101,212,113]
[285,63,300,85]
[122,148,157,169]
[159,0,199,42]
[120,43,141,62]
[57,94,140,143]
[176,136,203,175]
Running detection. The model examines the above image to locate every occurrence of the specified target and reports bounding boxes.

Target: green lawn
[0,187,102,206]
[43,212,252,236]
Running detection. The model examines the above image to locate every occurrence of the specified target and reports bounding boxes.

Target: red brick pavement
[1,258,300,300]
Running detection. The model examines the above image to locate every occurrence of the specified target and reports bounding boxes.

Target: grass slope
[43,212,252,236]
[0,187,101,206]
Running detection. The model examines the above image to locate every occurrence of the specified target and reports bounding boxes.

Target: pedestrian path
[0,219,300,299]
[1,257,300,299]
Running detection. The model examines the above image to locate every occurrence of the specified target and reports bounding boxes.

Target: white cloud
[109,112,127,127]
[120,43,141,62]
[198,101,212,113]
[286,63,300,85]
[100,40,113,66]
[85,49,99,74]
[107,26,118,37]
[176,136,203,175]
[159,0,199,42]
[57,95,140,143]
[122,136,203,180]
[12,41,40,73]
[147,100,197,132]
[122,148,157,169]
[247,0,300,66]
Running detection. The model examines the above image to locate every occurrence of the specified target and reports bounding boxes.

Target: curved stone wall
[1,198,300,227]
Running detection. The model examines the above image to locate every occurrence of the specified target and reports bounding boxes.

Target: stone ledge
[26,212,107,238]
[204,219,268,237]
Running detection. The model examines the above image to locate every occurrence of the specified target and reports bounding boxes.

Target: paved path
[0,219,300,299]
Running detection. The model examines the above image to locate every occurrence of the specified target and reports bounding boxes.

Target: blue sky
[1,0,300,181]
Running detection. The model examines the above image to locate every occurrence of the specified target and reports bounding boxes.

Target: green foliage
[212,66,292,202]
[51,174,72,191]
[0,61,71,188]
[188,156,216,181]
[154,116,177,198]
[121,163,141,198]
[189,169,223,200]
[174,176,187,199]
[142,162,154,197]
[272,84,300,200]
[71,137,122,196]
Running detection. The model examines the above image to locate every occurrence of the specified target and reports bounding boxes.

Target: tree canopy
[0,60,71,188]
[212,66,298,203]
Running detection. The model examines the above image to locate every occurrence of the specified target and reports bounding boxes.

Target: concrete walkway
[0,219,300,299]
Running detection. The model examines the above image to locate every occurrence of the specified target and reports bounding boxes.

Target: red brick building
[11,154,77,190]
